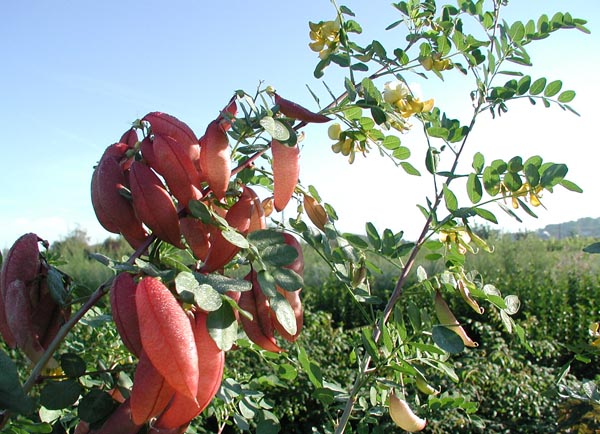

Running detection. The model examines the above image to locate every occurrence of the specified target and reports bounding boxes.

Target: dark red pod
[238,271,283,353]
[143,112,198,147]
[271,140,300,212]
[0,233,45,348]
[110,273,142,357]
[129,161,184,249]
[154,310,224,429]
[274,93,330,123]
[92,147,148,248]
[130,351,175,425]
[120,128,139,149]
[200,187,255,273]
[198,120,230,200]
[152,134,203,208]
[180,217,211,262]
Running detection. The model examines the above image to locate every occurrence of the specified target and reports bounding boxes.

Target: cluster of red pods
[82,93,328,432]
[0,233,71,369]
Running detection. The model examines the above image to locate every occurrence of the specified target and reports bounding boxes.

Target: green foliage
[0,1,593,432]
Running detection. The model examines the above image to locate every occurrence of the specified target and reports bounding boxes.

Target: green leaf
[525,164,540,187]
[188,200,214,223]
[345,19,362,34]
[247,229,285,249]
[175,271,223,311]
[425,147,439,174]
[503,172,522,192]
[259,116,290,141]
[427,127,449,139]
[330,53,350,67]
[474,207,498,224]
[261,244,298,267]
[381,135,400,150]
[529,77,546,95]
[339,5,355,16]
[47,267,69,306]
[467,174,483,204]
[193,273,251,294]
[270,292,297,336]
[483,167,501,195]
[365,222,381,249]
[344,106,362,120]
[472,152,485,173]
[517,75,531,95]
[560,179,583,193]
[272,267,303,292]
[361,328,379,361]
[60,353,86,378]
[558,90,576,103]
[40,379,83,410]
[371,107,387,125]
[443,184,458,211]
[393,146,411,160]
[540,163,568,188]
[277,363,298,381]
[361,78,381,104]
[257,270,277,298]
[344,77,357,101]
[400,161,420,176]
[221,228,249,249]
[432,325,464,354]
[207,303,238,351]
[0,349,34,414]
[509,21,525,42]
[507,156,523,173]
[343,233,369,249]
[544,80,562,97]
[78,389,116,425]
[298,346,323,388]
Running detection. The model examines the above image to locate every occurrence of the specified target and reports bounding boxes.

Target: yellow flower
[506,183,543,209]
[383,80,410,104]
[440,226,474,255]
[328,123,342,140]
[420,53,453,71]
[396,96,435,118]
[309,19,340,59]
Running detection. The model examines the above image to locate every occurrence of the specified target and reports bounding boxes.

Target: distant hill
[536,217,600,239]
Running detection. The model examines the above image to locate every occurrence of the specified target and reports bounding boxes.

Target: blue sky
[1,1,599,249]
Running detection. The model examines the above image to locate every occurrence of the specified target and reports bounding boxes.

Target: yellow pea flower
[309,19,340,59]
[396,96,435,118]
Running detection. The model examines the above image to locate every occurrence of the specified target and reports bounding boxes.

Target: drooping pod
[0,233,44,347]
[303,194,328,230]
[389,392,427,432]
[200,187,256,273]
[129,161,184,249]
[110,273,142,357]
[135,277,199,400]
[271,140,300,212]
[274,93,330,123]
[238,270,283,353]
[152,134,203,208]
[91,143,148,248]
[434,290,478,348]
[198,120,231,200]
[143,112,198,148]
[154,310,224,429]
[129,351,175,425]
